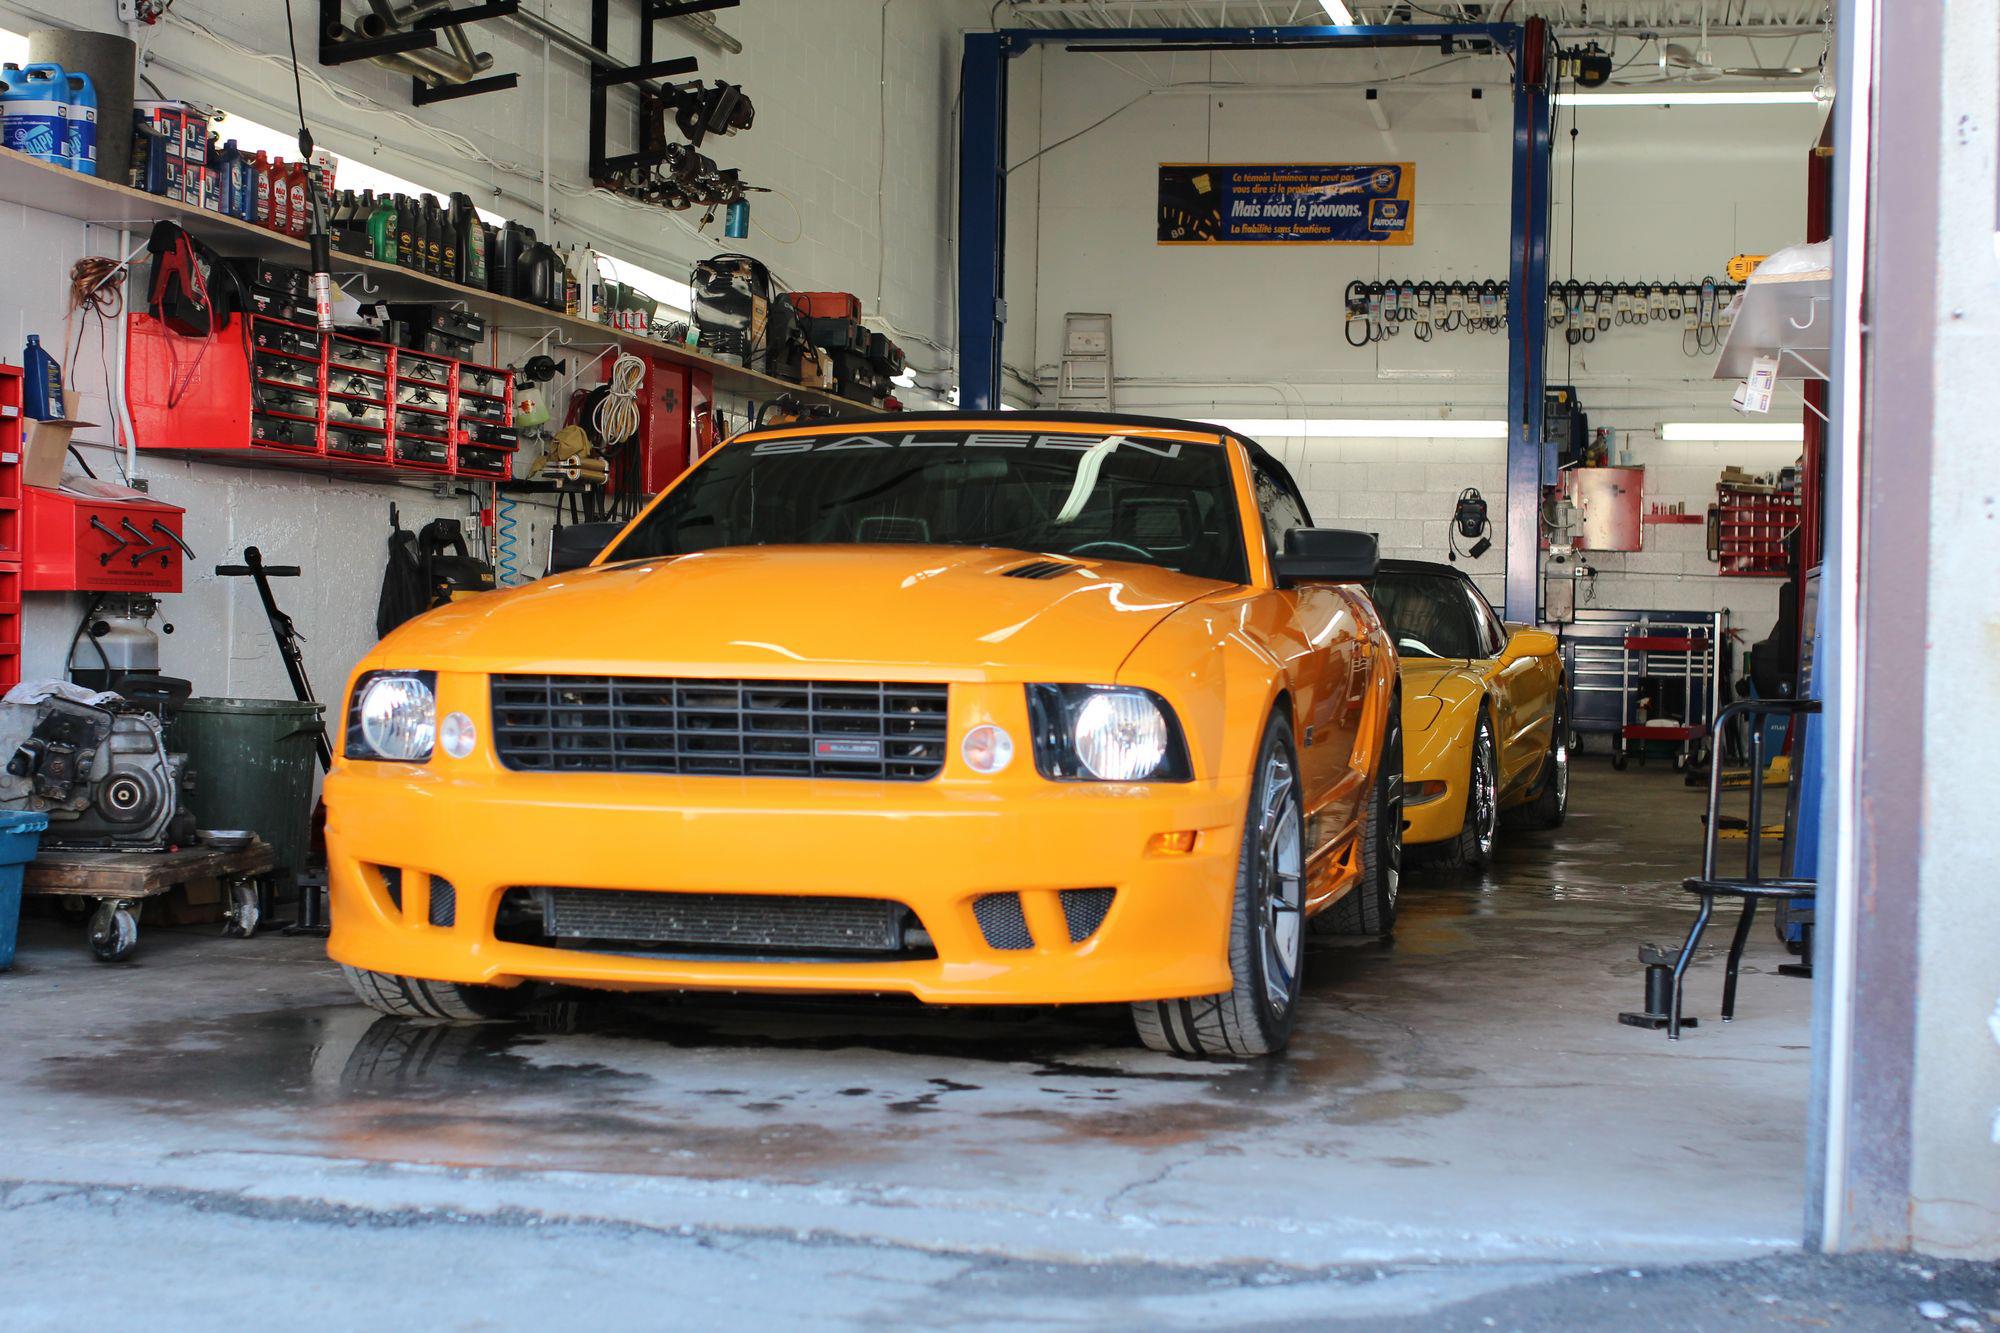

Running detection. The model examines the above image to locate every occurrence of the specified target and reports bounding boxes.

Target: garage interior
[0,0,1992,1325]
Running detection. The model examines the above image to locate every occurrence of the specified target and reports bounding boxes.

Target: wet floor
[0,758,1811,1278]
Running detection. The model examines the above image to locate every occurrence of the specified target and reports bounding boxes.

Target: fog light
[962,723,1014,774]
[1148,830,1198,855]
[439,710,477,759]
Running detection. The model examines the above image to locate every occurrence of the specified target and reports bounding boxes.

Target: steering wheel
[1069,541,1153,562]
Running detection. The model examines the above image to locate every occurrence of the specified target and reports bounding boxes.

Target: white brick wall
[0,0,983,699]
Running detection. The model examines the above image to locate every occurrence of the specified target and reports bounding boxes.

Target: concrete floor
[0,759,1827,1325]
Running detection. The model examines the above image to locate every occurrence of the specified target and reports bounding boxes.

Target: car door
[1248,457,1366,874]
[1473,590,1551,787]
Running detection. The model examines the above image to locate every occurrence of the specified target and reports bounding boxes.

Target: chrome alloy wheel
[1550,723,1570,814]
[1470,728,1499,859]
[1254,746,1305,1019]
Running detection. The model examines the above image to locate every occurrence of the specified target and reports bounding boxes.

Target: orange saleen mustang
[326,412,1402,1057]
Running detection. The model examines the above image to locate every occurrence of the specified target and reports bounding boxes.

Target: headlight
[345,671,437,762]
[1025,685,1192,783]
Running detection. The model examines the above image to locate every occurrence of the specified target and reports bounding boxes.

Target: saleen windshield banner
[1157,162,1416,245]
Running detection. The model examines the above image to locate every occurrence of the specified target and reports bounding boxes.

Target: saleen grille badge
[815,738,884,761]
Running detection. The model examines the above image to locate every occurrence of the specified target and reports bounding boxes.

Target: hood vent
[1000,559,1077,580]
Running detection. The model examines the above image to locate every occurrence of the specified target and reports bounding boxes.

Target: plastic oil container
[0,63,72,168]
[22,335,64,421]
[63,69,96,175]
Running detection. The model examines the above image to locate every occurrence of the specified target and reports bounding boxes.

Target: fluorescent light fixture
[1555,90,1821,107]
[1206,417,1507,439]
[1660,421,1805,442]
[1318,1,1356,24]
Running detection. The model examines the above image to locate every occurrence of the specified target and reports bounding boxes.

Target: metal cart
[1614,628,1717,771]
[1560,608,1727,765]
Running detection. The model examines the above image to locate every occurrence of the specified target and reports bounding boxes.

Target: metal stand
[1618,942,1700,1031]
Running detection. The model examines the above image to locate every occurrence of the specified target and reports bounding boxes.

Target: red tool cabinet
[126,313,517,481]
[1709,483,1802,578]
[0,365,21,689]
[23,480,188,594]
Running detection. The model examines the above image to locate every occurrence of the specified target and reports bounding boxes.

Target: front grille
[972,893,1034,950]
[1058,888,1115,942]
[491,676,949,781]
[524,887,913,955]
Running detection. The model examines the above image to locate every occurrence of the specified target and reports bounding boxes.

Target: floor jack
[216,548,332,934]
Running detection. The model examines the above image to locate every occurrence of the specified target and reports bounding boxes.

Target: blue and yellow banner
[1157,163,1416,245]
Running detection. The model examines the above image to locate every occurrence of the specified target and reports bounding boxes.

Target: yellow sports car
[1368,560,1567,870]
[325,412,1403,1058]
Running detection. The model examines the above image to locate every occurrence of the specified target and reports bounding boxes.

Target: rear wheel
[1425,710,1497,873]
[1315,689,1403,939]
[341,965,530,1022]
[1132,711,1303,1059]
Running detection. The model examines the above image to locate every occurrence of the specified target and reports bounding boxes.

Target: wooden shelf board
[0,147,864,413]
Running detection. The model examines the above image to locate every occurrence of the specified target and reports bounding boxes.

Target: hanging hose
[495,495,523,586]
[592,353,645,448]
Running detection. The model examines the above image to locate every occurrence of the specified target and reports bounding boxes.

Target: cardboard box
[23,419,96,489]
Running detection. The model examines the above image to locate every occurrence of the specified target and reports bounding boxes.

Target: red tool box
[24,479,188,594]
[0,366,22,689]
[126,313,518,481]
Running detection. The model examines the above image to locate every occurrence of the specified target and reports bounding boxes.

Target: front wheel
[1424,710,1498,873]
[1133,711,1303,1059]
[342,965,531,1022]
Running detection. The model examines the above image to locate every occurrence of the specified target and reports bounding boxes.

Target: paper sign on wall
[1157,163,1416,245]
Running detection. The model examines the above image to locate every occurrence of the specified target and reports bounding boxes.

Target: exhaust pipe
[354,8,493,84]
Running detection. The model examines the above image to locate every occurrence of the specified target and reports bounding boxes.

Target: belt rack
[1344,276,1743,354]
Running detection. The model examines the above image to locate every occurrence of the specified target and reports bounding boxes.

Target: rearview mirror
[1272,528,1378,586]
[1501,626,1560,661]
[547,522,625,575]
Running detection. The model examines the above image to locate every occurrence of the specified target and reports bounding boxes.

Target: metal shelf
[1713,269,1832,382]
[0,147,852,412]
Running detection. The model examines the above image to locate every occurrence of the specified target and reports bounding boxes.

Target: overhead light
[1555,90,1821,107]
[1318,1,1357,24]
[1206,418,1507,439]
[1660,421,1804,441]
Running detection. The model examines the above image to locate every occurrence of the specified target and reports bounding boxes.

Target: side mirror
[547,522,625,575]
[1272,528,1378,586]
[1501,626,1559,661]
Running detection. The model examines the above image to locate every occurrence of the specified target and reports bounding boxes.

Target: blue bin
[0,811,50,971]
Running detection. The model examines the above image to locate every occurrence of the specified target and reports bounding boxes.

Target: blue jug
[64,69,96,176]
[0,63,72,168]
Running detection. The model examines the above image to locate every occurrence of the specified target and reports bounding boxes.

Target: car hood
[376,544,1231,680]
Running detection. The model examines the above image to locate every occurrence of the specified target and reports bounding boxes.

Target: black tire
[1315,689,1403,939]
[1132,711,1304,1059]
[1423,709,1497,874]
[341,964,530,1022]
[1505,686,1569,831]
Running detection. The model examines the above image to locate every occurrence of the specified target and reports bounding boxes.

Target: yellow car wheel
[1132,711,1303,1060]
[342,964,530,1022]
[1424,709,1497,874]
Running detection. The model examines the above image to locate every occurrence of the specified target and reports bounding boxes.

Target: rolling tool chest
[126,312,517,480]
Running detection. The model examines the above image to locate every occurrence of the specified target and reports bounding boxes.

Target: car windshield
[1370,572,1487,659]
[604,428,1250,583]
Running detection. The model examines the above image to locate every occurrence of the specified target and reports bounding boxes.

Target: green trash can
[168,698,325,889]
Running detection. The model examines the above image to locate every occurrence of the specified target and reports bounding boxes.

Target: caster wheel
[1611,752,1628,772]
[88,904,138,963]
[1673,752,1689,773]
[223,881,260,939]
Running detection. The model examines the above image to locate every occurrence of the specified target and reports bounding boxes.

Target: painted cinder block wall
[1018,42,1822,643]
[0,0,983,703]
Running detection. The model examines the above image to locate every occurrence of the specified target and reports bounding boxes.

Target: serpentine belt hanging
[1344,279,1372,347]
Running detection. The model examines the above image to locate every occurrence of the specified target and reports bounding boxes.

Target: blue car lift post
[957,19,1555,621]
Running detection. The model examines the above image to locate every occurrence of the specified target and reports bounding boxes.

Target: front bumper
[325,697,1247,1005]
